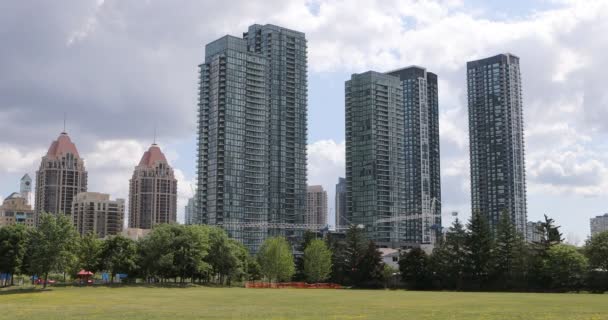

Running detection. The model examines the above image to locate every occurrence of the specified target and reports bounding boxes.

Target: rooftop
[46,132,80,159]
[138,144,169,168]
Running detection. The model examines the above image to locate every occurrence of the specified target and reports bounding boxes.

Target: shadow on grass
[0,287,52,295]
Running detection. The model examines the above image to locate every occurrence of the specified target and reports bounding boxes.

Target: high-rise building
[128,143,177,229]
[0,193,35,227]
[526,220,543,243]
[197,24,307,252]
[20,174,32,205]
[467,53,527,234]
[306,185,327,226]
[35,132,87,223]
[386,66,441,246]
[345,71,405,248]
[591,213,608,236]
[335,177,346,228]
[72,192,125,238]
[184,196,196,225]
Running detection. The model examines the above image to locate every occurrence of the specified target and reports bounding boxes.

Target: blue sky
[1,0,607,244]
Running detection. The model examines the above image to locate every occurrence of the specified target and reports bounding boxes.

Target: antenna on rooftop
[62,112,67,134]
[153,123,157,145]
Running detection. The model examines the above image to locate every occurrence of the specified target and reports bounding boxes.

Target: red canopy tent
[77,270,94,285]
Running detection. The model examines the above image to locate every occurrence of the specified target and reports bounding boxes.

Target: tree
[466,212,494,288]
[295,230,317,280]
[399,248,431,290]
[585,231,608,271]
[0,224,29,286]
[100,235,137,283]
[137,224,175,282]
[537,214,563,251]
[28,213,78,288]
[257,237,295,282]
[342,225,368,285]
[75,232,102,274]
[303,239,332,283]
[356,241,384,287]
[544,244,588,291]
[173,225,211,284]
[205,227,239,284]
[432,218,468,289]
[492,211,527,289]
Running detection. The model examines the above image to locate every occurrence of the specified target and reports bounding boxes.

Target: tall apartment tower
[129,143,177,229]
[386,66,441,246]
[35,132,87,223]
[306,185,327,226]
[345,71,405,248]
[591,213,608,236]
[72,192,125,238]
[184,196,196,225]
[467,53,527,233]
[197,24,307,252]
[335,177,346,228]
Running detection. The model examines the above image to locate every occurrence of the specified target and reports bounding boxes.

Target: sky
[1,0,607,244]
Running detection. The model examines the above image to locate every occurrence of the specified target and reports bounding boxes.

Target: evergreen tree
[466,211,494,288]
[356,241,383,287]
[492,211,527,289]
[399,248,432,290]
[432,218,468,289]
[343,225,368,285]
[537,214,563,251]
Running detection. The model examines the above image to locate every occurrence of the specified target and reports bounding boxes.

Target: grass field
[1,286,607,320]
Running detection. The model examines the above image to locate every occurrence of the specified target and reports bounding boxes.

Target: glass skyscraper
[467,53,527,234]
[386,66,441,246]
[197,25,307,252]
[334,177,346,228]
[345,71,405,248]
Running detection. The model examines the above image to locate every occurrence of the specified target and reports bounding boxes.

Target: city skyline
[1,1,607,244]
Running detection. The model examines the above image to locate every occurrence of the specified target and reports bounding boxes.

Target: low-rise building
[379,248,400,270]
[591,213,608,236]
[72,192,125,238]
[0,193,35,227]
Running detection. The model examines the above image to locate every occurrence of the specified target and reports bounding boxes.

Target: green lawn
[0,286,606,320]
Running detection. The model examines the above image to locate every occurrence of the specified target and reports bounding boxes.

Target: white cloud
[307,139,345,226]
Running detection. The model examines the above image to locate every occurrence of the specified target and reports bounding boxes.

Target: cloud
[307,139,345,226]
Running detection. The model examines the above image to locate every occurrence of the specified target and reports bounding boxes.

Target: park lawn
[0,286,607,320]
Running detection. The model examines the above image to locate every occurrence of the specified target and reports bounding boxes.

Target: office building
[72,192,125,238]
[197,24,307,252]
[467,53,527,234]
[185,196,196,225]
[35,132,87,222]
[526,220,543,243]
[335,177,346,228]
[0,192,35,227]
[386,66,441,246]
[345,71,405,248]
[591,213,608,236]
[306,185,327,226]
[128,143,177,229]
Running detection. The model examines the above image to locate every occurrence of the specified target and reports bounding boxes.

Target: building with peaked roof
[20,174,32,205]
[72,192,125,238]
[128,143,177,229]
[35,132,87,223]
[0,192,35,227]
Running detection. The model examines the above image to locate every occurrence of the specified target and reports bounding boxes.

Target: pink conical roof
[46,132,80,158]
[138,144,168,168]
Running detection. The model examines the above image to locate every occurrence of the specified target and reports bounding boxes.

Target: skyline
[1,0,608,243]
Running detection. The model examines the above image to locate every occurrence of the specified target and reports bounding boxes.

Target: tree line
[1,212,607,292]
[399,212,608,292]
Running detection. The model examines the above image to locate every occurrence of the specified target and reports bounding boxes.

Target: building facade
[345,71,405,248]
[197,24,307,252]
[386,66,441,246]
[306,185,327,226]
[591,213,608,236]
[184,196,196,225]
[335,177,346,229]
[72,192,125,238]
[467,53,527,234]
[129,143,177,229]
[20,174,32,205]
[526,221,543,243]
[35,132,87,223]
[0,193,35,227]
